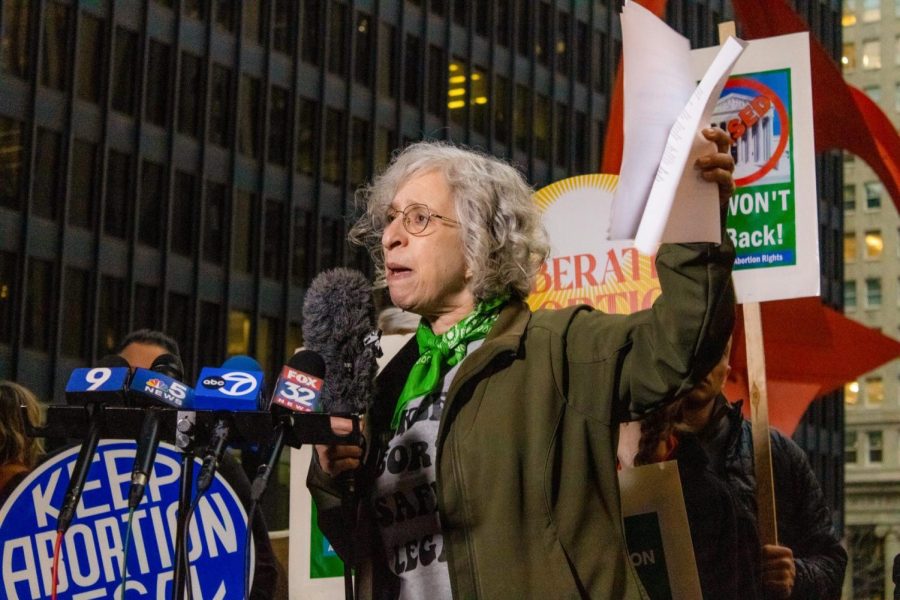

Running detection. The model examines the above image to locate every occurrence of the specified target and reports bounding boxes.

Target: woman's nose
[382,214,407,249]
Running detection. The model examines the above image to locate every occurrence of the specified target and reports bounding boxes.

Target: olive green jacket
[308,240,735,599]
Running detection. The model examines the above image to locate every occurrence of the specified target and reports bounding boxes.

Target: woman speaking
[309,129,736,599]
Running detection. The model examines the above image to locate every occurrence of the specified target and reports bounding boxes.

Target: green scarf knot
[391,295,508,430]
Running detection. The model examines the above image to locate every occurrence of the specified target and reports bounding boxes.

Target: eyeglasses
[385,203,460,235]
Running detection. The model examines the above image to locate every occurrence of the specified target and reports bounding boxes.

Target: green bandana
[391,295,508,430]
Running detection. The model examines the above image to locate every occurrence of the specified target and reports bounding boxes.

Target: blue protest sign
[0,441,253,599]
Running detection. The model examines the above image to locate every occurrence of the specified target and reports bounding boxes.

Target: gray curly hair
[349,141,550,301]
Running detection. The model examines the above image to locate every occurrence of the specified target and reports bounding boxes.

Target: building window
[497,0,511,47]
[24,258,53,351]
[845,381,859,405]
[866,377,884,406]
[257,315,281,378]
[427,45,447,117]
[301,0,321,65]
[296,97,317,176]
[555,102,569,168]
[862,0,880,22]
[171,171,197,256]
[594,31,609,93]
[166,292,192,369]
[844,280,857,310]
[1,0,31,78]
[378,23,397,98]
[291,208,312,287]
[319,216,343,269]
[474,0,489,37]
[227,309,252,356]
[865,181,883,209]
[514,84,529,152]
[242,1,263,45]
[863,85,881,102]
[0,117,23,211]
[844,185,856,212]
[574,110,588,173]
[535,95,550,161]
[133,283,159,331]
[112,27,139,115]
[0,250,16,344]
[268,85,289,166]
[238,75,261,159]
[862,39,881,69]
[178,52,203,138]
[865,277,882,308]
[864,231,883,259]
[349,117,370,189]
[33,128,61,221]
[516,0,530,56]
[197,301,222,368]
[453,0,468,26]
[867,431,883,463]
[472,65,489,136]
[575,21,589,84]
[139,161,165,248]
[404,34,422,106]
[449,56,468,126]
[844,233,857,263]
[60,267,90,359]
[98,275,125,355]
[842,43,856,70]
[183,0,206,21]
[322,108,345,185]
[262,199,285,280]
[70,139,97,229]
[843,0,858,26]
[845,431,858,464]
[214,1,236,32]
[327,2,349,76]
[232,191,256,273]
[40,1,70,90]
[494,75,510,146]
[535,2,551,66]
[203,182,227,266]
[556,10,570,76]
[104,150,132,239]
[209,64,232,146]
[77,13,105,103]
[273,0,294,54]
[354,12,373,87]
[146,40,172,127]
[374,127,396,174]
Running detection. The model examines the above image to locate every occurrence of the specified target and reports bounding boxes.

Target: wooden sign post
[719,20,779,547]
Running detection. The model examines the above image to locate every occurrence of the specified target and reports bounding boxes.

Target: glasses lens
[405,205,431,234]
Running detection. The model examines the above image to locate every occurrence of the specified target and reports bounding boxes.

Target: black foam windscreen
[302,268,380,413]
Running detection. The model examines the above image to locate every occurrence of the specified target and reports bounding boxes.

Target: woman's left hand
[694,127,736,207]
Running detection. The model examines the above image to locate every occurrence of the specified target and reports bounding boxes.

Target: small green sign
[310,500,346,579]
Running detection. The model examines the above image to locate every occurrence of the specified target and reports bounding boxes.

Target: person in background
[308,134,736,599]
[0,381,45,505]
[115,329,281,600]
[637,336,847,599]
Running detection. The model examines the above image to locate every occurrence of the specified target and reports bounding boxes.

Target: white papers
[609,1,747,255]
[609,1,694,240]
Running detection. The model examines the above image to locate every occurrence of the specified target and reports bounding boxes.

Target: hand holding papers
[609,1,747,254]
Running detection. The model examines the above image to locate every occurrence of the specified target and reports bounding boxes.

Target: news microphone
[302,268,380,415]
[250,350,326,502]
[127,353,187,510]
[195,356,265,493]
[57,355,132,534]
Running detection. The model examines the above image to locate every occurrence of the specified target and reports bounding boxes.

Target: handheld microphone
[57,355,132,534]
[251,350,326,502]
[127,353,187,510]
[195,356,265,494]
[302,268,381,415]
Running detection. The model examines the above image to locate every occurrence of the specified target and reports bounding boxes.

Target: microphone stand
[172,410,197,600]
